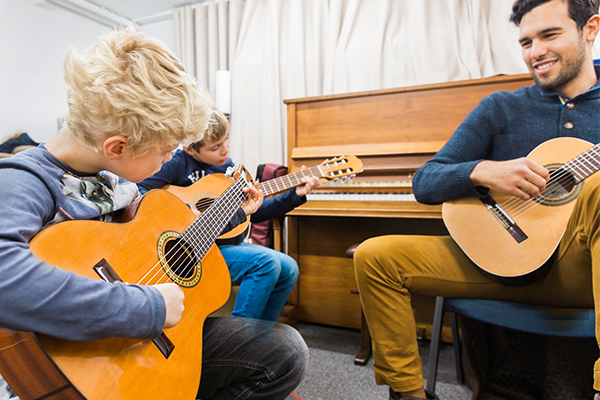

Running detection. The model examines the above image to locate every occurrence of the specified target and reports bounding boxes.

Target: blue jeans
[198,317,309,399]
[219,243,299,321]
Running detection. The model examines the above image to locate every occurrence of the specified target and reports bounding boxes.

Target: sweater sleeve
[412,95,503,205]
[0,168,165,341]
[137,155,184,194]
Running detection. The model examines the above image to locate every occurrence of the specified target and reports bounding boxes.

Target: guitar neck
[259,166,322,197]
[183,177,248,256]
[563,143,600,182]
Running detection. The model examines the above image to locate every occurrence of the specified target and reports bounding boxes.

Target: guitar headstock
[225,164,254,186]
[319,155,363,183]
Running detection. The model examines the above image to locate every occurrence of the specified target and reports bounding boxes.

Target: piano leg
[354,310,372,365]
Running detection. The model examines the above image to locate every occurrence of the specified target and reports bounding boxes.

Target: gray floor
[288,322,506,400]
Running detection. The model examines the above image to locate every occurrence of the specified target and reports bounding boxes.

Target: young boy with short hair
[138,106,320,321]
[0,28,307,400]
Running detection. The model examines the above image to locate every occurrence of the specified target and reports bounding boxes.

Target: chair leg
[450,311,463,383]
[354,310,372,365]
[425,296,445,393]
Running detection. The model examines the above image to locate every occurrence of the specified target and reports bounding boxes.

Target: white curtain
[174,0,600,176]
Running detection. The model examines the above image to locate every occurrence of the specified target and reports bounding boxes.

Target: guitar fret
[258,165,322,197]
[584,147,600,173]
[183,177,248,257]
[578,152,596,175]
[565,144,600,182]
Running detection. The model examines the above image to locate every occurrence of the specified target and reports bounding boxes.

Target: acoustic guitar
[0,165,254,400]
[163,155,364,239]
[442,137,599,286]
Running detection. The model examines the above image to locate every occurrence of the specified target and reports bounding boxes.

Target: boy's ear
[103,136,129,160]
[183,145,196,156]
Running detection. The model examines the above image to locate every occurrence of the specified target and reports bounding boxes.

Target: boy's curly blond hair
[187,106,229,152]
[64,27,211,156]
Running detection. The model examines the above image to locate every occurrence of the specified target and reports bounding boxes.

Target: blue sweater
[413,63,600,205]
[0,147,165,341]
[138,150,306,245]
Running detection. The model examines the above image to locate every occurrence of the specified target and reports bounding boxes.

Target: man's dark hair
[510,0,599,30]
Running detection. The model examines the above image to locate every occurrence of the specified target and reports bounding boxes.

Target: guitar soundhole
[164,238,197,280]
[543,171,576,199]
[157,231,202,288]
[536,165,582,206]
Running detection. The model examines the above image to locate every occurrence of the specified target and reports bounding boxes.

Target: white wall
[0,0,175,145]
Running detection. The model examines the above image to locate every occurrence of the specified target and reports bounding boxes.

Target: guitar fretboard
[182,176,248,257]
[259,166,322,196]
[562,143,600,182]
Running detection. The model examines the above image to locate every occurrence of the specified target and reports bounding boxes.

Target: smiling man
[353,0,600,399]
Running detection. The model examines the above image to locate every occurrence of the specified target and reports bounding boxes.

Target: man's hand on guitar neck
[470,158,549,200]
[155,283,185,329]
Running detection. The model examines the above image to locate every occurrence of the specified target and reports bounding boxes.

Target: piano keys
[307,192,417,201]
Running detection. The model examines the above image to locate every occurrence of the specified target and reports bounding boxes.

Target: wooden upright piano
[282,73,534,346]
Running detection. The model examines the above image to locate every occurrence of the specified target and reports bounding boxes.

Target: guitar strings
[499,145,573,212]
[136,181,243,286]
[153,178,247,286]
[260,166,321,196]
[505,146,598,217]
[494,144,600,221]
[135,176,249,287]
[506,145,598,212]
[502,167,579,218]
[157,178,248,286]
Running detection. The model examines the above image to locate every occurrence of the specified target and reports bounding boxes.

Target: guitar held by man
[443,137,599,284]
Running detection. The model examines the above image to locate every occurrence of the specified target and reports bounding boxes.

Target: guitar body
[164,174,248,240]
[0,190,230,400]
[443,137,594,284]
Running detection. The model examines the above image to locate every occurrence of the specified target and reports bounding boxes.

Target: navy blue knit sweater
[413,63,600,205]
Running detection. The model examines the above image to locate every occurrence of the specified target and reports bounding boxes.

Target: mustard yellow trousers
[354,173,600,393]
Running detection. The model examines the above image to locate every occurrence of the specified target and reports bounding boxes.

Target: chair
[426,297,596,394]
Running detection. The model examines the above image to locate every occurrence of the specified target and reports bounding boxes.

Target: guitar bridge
[93,259,175,359]
[479,195,528,243]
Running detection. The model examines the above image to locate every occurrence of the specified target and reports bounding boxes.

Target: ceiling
[91,0,189,21]
[37,0,217,26]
